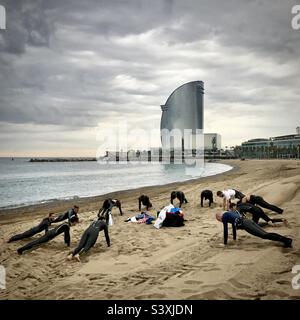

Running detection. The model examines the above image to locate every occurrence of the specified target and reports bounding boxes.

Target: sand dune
[0,159,300,300]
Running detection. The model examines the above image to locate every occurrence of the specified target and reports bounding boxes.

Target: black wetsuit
[201,190,213,207]
[17,222,71,254]
[233,189,245,200]
[248,195,283,214]
[221,211,291,247]
[52,208,78,223]
[72,220,110,256]
[98,199,123,224]
[8,217,52,242]
[170,191,188,208]
[138,195,152,211]
[237,203,284,224]
[162,213,185,227]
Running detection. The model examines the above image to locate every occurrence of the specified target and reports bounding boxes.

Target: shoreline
[0,161,237,219]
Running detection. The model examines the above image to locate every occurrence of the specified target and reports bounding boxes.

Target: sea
[0,158,232,209]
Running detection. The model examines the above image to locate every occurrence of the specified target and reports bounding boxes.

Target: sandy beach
[0,159,300,300]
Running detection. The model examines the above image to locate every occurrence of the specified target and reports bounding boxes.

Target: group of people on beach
[7,187,292,262]
[214,188,292,247]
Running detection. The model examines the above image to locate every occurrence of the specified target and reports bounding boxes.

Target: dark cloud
[0,0,53,54]
[0,0,299,155]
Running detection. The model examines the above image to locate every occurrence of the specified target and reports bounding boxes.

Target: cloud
[0,0,299,155]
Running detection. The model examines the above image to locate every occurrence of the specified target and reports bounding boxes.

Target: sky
[0,0,300,157]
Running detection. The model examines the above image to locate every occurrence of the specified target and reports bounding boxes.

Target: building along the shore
[240,127,300,159]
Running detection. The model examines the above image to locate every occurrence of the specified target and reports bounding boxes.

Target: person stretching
[8,213,55,243]
[138,195,152,211]
[238,194,283,214]
[215,203,292,247]
[52,205,79,223]
[67,216,110,262]
[170,191,188,208]
[217,189,245,210]
[237,203,286,225]
[200,190,214,207]
[17,216,79,255]
[98,198,123,224]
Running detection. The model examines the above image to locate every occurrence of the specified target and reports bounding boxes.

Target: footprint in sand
[266,289,288,298]
[184,280,203,285]
[158,286,174,290]
[275,279,291,285]
[135,293,166,300]
[230,279,251,289]
[142,253,152,257]
[202,267,221,271]
[181,288,199,293]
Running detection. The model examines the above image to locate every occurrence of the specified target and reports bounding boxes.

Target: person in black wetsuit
[98,198,123,224]
[52,205,79,223]
[215,206,292,247]
[236,203,286,225]
[238,194,283,214]
[17,216,79,255]
[170,191,188,208]
[138,195,152,211]
[67,216,110,262]
[8,213,55,243]
[200,190,214,207]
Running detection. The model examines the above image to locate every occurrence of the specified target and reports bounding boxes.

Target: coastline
[0,159,299,300]
[0,160,237,219]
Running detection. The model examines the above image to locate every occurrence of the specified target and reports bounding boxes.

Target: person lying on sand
[238,194,283,214]
[17,216,79,255]
[124,212,155,224]
[8,213,55,243]
[236,203,287,226]
[217,189,245,210]
[215,203,292,248]
[52,205,80,223]
[67,216,110,262]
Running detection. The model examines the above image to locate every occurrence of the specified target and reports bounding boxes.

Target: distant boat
[11,158,14,161]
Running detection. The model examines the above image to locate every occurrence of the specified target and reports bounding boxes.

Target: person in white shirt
[217,189,245,210]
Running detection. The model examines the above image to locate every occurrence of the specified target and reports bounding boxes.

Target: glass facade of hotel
[160,81,204,150]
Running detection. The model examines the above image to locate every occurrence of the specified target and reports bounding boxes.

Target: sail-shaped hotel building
[160,81,204,152]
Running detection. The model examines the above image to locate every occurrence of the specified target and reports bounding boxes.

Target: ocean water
[0,158,232,209]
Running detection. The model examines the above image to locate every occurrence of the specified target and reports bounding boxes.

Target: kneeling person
[201,190,214,207]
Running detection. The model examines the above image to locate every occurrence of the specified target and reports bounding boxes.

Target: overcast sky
[0,0,300,156]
